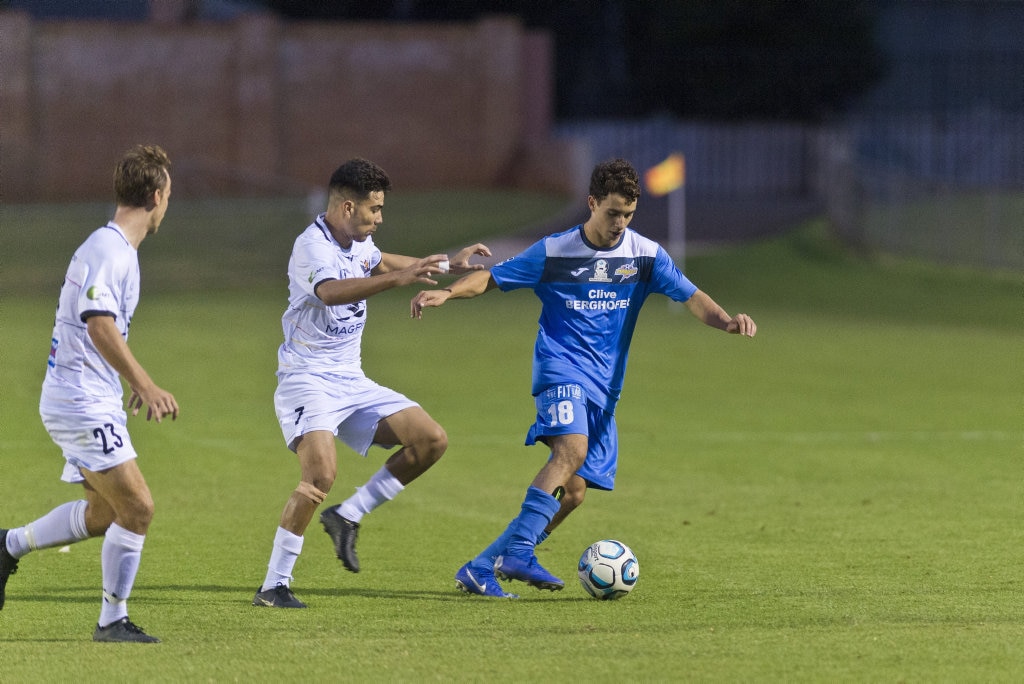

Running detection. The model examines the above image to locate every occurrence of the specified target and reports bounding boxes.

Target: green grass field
[0,196,1020,681]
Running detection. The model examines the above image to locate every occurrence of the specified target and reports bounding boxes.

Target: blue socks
[472,486,560,568]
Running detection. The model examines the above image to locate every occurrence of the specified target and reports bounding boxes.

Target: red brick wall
[0,11,577,201]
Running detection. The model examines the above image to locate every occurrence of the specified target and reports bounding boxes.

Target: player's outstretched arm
[448,243,492,273]
[410,269,496,319]
[684,290,757,337]
[317,253,450,306]
[87,315,179,422]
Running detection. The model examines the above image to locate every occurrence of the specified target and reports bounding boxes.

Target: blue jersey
[490,225,697,412]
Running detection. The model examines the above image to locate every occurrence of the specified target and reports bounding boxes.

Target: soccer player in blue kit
[411,158,757,597]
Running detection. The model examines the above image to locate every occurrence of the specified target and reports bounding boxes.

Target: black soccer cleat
[320,507,360,573]
[252,584,307,609]
[92,617,161,643]
[0,528,19,611]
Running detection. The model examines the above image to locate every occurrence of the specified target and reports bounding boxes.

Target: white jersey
[42,223,139,401]
[277,215,382,376]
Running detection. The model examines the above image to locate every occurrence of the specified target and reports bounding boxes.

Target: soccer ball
[578,539,639,600]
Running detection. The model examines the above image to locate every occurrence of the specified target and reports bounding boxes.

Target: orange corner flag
[644,153,685,197]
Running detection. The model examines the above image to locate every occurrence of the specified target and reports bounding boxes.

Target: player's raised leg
[321,406,446,573]
[0,499,94,610]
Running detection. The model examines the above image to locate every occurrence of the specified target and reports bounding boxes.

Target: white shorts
[39,394,139,484]
[274,371,418,456]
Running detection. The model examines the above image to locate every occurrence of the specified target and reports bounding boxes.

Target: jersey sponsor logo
[326,321,365,335]
[543,383,583,401]
[309,265,332,284]
[614,262,638,282]
[48,337,59,368]
[570,266,590,277]
[565,289,631,311]
[86,285,100,300]
[326,303,366,335]
[360,259,371,274]
[588,259,613,283]
[339,303,366,320]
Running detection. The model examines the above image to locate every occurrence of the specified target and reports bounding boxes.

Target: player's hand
[448,243,492,273]
[128,384,179,423]
[725,313,757,337]
[410,289,451,319]
[400,254,451,287]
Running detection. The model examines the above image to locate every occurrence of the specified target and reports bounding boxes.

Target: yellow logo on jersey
[614,263,638,281]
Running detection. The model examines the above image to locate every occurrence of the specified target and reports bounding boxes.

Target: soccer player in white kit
[0,145,179,641]
[253,158,490,608]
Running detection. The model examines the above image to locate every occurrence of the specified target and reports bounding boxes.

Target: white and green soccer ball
[578,539,639,600]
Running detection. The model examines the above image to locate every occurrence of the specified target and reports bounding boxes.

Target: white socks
[262,526,304,592]
[5,500,89,559]
[99,523,145,627]
[337,465,404,523]
[6,505,146,628]
[259,467,404,592]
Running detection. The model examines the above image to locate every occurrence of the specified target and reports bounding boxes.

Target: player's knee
[413,423,447,463]
[115,495,154,534]
[299,460,336,494]
[560,475,588,509]
[295,480,329,506]
[563,487,586,510]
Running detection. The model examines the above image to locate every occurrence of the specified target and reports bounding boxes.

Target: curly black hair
[589,158,640,204]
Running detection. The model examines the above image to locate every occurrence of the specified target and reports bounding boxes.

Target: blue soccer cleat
[494,554,564,591]
[455,562,518,598]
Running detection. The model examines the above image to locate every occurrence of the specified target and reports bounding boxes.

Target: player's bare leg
[79,461,160,642]
[531,433,588,496]
[377,406,448,484]
[255,430,336,608]
[281,431,337,536]
[545,473,588,533]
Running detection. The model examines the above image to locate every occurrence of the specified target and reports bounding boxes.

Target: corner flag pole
[667,179,686,267]
[643,153,686,266]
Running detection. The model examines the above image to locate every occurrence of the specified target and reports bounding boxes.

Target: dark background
[7,0,886,121]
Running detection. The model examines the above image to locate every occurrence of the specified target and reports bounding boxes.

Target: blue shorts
[525,383,618,491]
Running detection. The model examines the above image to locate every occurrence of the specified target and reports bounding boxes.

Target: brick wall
[0,11,577,201]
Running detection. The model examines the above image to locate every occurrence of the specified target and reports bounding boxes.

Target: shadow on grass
[2,584,588,613]
[143,584,582,603]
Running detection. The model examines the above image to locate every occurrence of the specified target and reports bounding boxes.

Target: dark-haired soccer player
[253,158,490,608]
[1,145,178,641]
[412,158,757,598]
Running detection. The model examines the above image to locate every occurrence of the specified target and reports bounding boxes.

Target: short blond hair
[114,144,171,207]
